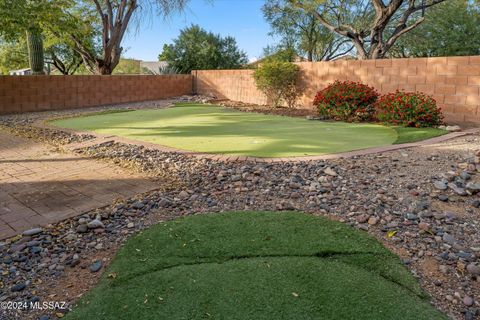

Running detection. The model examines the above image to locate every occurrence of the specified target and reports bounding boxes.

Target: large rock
[433,180,448,190]
[445,125,461,132]
[466,263,480,276]
[324,167,337,177]
[448,183,467,196]
[22,228,42,236]
[87,219,105,229]
[89,260,102,273]
[466,182,480,194]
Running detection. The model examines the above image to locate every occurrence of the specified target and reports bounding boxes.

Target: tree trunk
[97,63,113,75]
[352,40,367,60]
[89,50,121,75]
[369,46,386,59]
[26,29,45,75]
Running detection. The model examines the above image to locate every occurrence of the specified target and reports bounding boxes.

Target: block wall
[194,56,480,124]
[0,75,192,114]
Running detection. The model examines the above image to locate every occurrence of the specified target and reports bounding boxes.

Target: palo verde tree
[289,0,446,59]
[68,0,189,75]
[263,0,353,61]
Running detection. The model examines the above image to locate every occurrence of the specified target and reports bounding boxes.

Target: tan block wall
[0,75,192,114]
[194,56,480,124]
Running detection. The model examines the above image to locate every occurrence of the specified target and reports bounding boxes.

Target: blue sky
[122,0,275,62]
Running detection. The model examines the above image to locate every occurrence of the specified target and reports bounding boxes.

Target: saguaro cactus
[26,28,45,75]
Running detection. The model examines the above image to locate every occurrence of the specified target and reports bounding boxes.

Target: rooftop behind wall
[194,56,480,124]
[0,74,192,114]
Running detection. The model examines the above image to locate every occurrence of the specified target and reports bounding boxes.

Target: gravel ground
[0,100,479,320]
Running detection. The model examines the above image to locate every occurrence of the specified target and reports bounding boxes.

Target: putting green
[65,212,445,320]
[51,103,400,157]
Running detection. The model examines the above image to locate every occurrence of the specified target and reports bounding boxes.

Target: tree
[0,0,93,74]
[290,0,446,59]
[1,0,177,75]
[390,0,480,57]
[263,0,353,61]
[159,25,248,73]
[45,42,83,75]
[0,0,65,74]
[68,0,188,75]
[0,40,28,74]
[262,45,298,62]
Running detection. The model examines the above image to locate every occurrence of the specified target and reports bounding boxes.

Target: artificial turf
[392,126,447,144]
[51,103,446,157]
[50,103,423,157]
[65,211,445,320]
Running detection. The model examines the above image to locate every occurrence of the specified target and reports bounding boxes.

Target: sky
[122,0,275,63]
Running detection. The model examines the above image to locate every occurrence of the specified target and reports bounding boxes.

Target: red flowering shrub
[313,80,379,121]
[375,91,444,127]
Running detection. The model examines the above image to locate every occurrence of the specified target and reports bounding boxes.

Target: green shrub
[253,61,301,108]
[313,80,379,122]
[375,91,444,127]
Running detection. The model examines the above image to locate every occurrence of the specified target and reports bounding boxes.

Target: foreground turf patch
[66,211,445,320]
[393,126,447,144]
[50,103,398,157]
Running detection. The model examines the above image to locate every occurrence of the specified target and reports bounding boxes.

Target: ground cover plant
[65,211,446,320]
[50,103,445,158]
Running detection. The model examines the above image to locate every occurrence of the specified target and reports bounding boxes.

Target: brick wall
[194,56,480,124]
[0,75,192,114]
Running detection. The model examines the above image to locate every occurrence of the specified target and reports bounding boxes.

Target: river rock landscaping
[0,101,479,320]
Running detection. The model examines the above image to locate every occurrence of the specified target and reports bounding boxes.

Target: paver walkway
[0,130,159,240]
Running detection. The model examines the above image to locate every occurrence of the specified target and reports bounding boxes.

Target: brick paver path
[0,130,158,240]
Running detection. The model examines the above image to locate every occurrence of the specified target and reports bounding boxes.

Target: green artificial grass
[50,103,447,157]
[66,211,445,320]
[51,104,393,157]
[392,126,447,144]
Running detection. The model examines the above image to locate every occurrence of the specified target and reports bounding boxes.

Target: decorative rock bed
[0,101,479,320]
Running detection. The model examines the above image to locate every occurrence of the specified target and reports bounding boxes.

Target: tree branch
[386,16,425,48]
[291,1,353,37]
[326,45,354,60]
[104,0,114,36]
